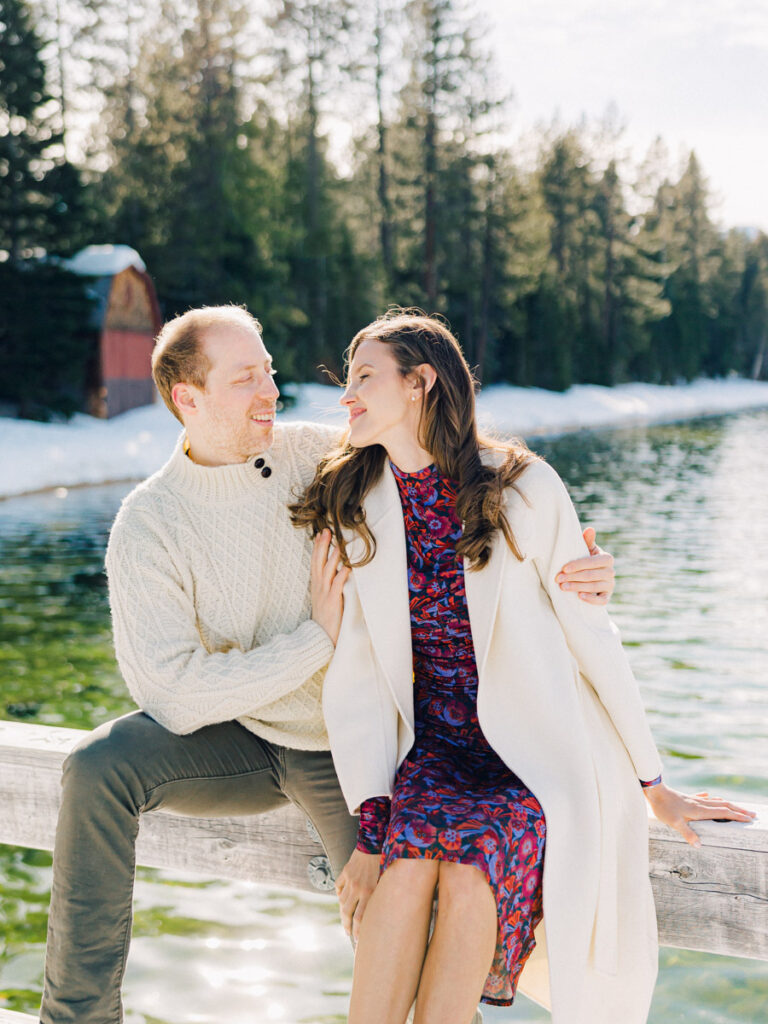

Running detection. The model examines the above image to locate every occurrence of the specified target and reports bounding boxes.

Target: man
[40,305,616,1023]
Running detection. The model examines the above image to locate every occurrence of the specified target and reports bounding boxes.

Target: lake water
[1,410,767,1023]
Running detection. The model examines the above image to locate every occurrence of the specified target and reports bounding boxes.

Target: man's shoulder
[277,419,343,448]
[108,463,179,549]
[275,420,343,468]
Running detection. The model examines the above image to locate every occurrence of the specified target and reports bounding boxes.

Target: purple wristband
[640,774,663,789]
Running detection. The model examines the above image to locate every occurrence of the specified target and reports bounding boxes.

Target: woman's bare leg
[348,858,439,1024]
[413,861,497,1024]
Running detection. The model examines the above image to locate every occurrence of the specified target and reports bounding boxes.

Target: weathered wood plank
[648,810,768,960]
[0,721,766,959]
[0,720,331,893]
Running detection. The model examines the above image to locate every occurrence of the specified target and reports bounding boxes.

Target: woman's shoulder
[478,446,569,521]
[479,444,560,490]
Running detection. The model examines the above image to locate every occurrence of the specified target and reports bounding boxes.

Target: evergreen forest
[2,0,767,415]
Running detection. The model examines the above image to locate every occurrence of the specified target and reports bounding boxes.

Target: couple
[39,305,750,1024]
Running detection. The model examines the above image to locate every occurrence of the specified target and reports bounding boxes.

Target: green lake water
[1,409,767,1022]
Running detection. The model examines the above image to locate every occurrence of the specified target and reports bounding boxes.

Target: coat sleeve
[105,511,334,735]
[517,460,663,782]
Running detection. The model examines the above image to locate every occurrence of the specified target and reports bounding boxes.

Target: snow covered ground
[2,377,768,499]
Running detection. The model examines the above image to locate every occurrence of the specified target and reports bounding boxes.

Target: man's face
[187,323,280,463]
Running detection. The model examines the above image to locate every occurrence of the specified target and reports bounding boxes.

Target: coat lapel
[349,465,414,727]
[463,527,508,679]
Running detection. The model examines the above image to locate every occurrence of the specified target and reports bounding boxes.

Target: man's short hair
[151,306,263,422]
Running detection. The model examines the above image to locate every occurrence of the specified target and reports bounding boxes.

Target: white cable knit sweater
[105,420,342,749]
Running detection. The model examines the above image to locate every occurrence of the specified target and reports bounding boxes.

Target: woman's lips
[349,408,365,422]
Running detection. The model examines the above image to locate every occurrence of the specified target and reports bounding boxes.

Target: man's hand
[556,527,615,605]
[335,848,380,942]
[643,784,756,847]
[311,529,350,646]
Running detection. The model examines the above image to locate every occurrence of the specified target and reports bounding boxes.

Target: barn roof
[63,246,155,330]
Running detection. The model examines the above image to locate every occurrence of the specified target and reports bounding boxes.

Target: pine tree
[644,151,720,380]
[480,159,550,386]
[268,0,364,369]
[741,233,768,379]
[536,130,602,388]
[0,0,86,261]
[0,0,95,418]
[591,160,669,383]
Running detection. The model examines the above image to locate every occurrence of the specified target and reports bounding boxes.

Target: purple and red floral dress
[356,462,546,1006]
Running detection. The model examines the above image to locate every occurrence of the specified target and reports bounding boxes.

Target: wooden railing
[0,720,766,1022]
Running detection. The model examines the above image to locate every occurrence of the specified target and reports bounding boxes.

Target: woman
[291,310,753,1024]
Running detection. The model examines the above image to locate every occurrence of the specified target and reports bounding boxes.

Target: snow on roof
[65,245,146,277]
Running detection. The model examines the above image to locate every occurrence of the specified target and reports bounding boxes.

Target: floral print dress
[356,462,546,1006]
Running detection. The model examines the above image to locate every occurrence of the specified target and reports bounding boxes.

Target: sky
[474,0,768,231]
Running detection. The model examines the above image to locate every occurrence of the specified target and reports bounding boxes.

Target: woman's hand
[311,529,350,646]
[643,783,756,847]
[335,848,381,942]
[556,527,615,605]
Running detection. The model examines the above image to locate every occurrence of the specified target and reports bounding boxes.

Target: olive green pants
[40,711,358,1023]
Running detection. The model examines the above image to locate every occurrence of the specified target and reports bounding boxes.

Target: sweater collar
[162,428,284,503]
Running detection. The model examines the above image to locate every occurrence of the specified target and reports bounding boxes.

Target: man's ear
[171,382,198,419]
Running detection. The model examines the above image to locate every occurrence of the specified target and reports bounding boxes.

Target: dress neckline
[390,461,437,482]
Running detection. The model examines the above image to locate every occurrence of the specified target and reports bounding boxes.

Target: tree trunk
[374,5,394,289]
[752,329,767,379]
[424,104,437,307]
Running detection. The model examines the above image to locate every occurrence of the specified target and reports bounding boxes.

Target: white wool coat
[322,456,663,1024]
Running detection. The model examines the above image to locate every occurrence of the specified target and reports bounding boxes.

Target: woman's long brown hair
[289,309,539,570]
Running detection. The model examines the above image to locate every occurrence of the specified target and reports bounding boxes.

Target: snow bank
[2,378,768,499]
[475,378,768,435]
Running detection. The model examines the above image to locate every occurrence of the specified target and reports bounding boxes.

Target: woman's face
[341,339,422,450]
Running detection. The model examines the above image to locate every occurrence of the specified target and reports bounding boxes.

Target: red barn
[67,246,162,418]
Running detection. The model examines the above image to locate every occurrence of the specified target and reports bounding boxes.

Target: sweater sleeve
[519,460,664,783]
[356,797,391,854]
[105,511,335,735]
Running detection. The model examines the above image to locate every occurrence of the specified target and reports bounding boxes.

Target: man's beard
[207,407,273,463]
